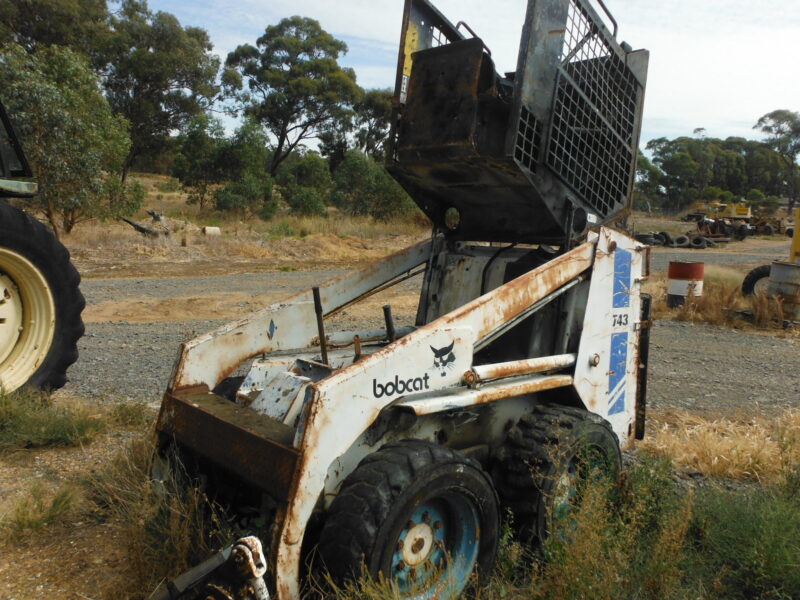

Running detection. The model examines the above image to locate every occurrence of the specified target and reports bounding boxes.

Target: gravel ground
[650,241,789,271]
[61,256,800,416]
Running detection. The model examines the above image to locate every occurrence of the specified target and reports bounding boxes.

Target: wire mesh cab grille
[388,0,648,243]
[547,0,641,217]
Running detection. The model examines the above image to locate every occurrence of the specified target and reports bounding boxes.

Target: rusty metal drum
[667,261,704,308]
[768,261,800,321]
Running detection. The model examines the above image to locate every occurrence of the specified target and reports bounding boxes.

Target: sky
[148,0,800,146]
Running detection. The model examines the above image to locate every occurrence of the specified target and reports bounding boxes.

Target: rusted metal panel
[573,228,646,448]
[769,261,800,321]
[158,392,298,501]
[467,353,576,385]
[388,0,648,244]
[273,237,596,599]
[320,326,416,348]
[397,373,573,415]
[634,293,651,440]
[168,239,432,392]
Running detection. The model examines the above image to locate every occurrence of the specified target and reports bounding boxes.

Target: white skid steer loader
[153,1,650,598]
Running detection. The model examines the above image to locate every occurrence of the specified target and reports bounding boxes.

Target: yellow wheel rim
[0,247,56,392]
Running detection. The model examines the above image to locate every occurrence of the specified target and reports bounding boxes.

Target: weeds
[647,265,790,330]
[326,453,800,600]
[640,409,800,482]
[86,438,233,599]
[109,402,154,428]
[0,389,105,450]
[689,480,800,599]
[0,483,77,536]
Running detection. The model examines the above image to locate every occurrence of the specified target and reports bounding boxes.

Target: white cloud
[154,0,799,143]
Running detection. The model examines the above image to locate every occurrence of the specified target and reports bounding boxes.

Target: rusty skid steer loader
[152,0,649,598]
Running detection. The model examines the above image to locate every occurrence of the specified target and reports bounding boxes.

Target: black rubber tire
[0,202,84,391]
[674,235,690,248]
[319,440,500,594]
[634,233,655,245]
[690,235,707,249]
[651,233,665,246]
[763,224,775,236]
[658,231,674,246]
[741,264,771,296]
[493,404,621,544]
[787,227,795,238]
[735,224,749,241]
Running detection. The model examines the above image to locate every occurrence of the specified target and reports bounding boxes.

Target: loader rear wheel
[319,440,499,598]
[741,264,771,297]
[494,404,620,545]
[0,203,84,392]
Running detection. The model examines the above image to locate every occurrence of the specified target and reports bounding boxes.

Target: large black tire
[734,224,749,241]
[658,231,674,246]
[741,264,771,297]
[319,440,500,597]
[0,203,84,391]
[494,404,621,544]
[673,235,690,248]
[787,227,795,238]
[690,235,707,249]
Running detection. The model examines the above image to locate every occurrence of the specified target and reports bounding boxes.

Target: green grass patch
[0,390,105,450]
[1,483,77,537]
[109,402,154,428]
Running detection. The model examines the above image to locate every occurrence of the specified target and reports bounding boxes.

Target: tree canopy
[0,0,110,65]
[754,109,800,208]
[0,44,142,234]
[103,0,220,181]
[640,132,794,213]
[223,16,362,176]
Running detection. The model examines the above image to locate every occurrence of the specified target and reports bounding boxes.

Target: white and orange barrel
[667,261,704,307]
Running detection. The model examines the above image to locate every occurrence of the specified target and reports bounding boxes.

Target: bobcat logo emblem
[430,341,456,377]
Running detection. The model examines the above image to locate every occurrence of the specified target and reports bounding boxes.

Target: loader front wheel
[0,203,84,392]
[319,440,499,598]
[494,404,620,545]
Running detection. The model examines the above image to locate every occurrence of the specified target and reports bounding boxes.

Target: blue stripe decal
[613,248,632,308]
[608,332,628,415]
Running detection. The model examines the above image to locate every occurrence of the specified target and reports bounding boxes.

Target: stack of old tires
[634,231,717,249]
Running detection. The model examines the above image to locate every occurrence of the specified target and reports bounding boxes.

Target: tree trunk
[121,147,137,185]
[44,199,60,240]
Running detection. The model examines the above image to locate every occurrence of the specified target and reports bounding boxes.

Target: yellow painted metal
[0,247,56,392]
[718,202,751,219]
[403,20,421,78]
[790,207,799,264]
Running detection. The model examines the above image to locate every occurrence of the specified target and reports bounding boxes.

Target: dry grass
[646,265,790,331]
[0,483,79,537]
[86,437,233,599]
[640,409,800,483]
[629,212,688,236]
[0,389,106,451]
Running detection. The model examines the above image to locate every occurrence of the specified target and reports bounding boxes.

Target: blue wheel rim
[388,493,480,599]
